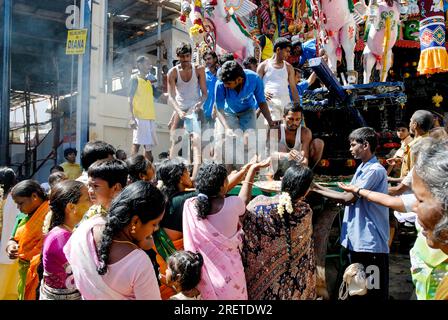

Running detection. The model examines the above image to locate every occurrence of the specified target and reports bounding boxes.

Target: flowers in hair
[156,180,164,190]
[278,192,293,218]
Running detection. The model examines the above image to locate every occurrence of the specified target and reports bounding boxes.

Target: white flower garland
[278,192,293,218]
[156,180,164,190]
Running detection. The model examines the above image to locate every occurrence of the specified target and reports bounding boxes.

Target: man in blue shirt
[215,61,278,168]
[202,50,219,130]
[202,50,219,159]
[215,61,277,131]
[312,127,389,300]
[289,68,317,105]
[292,38,317,67]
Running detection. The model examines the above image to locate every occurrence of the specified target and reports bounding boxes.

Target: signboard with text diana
[66,29,87,55]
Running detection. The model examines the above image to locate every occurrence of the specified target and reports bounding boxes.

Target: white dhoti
[266,94,291,123]
[132,119,158,151]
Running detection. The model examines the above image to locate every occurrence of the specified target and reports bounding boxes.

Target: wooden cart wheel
[312,198,346,299]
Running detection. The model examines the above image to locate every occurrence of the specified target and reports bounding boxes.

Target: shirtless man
[167,43,207,180]
[268,103,324,179]
[257,37,299,122]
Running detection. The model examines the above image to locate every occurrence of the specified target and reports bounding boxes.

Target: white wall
[89,93,173,157]
[87,3,189,158]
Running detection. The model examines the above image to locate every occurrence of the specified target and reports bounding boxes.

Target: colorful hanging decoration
[257,0,272,34]
[402,19,420,41]
[417,0,448,75]
[179,0,192,23]
[189,0,207,45]
[407,0,420,16]
[203,0,217,16]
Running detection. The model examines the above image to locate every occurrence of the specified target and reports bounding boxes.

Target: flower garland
[277,192,293,218]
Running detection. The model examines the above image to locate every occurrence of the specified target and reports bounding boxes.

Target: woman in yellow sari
[5,180,49,300]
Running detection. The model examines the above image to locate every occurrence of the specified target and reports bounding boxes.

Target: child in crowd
[77,141,116,184]
[115,149,127,161]
[166,250,203,300]
[386,122,413,178]
[83,159,128,220]
[290,68,317,105]
[60,148,82,180]
[40,165,64,193]
[48,172,67,193]
[126,154,155,184]
[40,180,91,300]
[153,158,195,299]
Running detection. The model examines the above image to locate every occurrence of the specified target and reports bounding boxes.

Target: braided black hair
[167,250,203,291]
[281,164,313,201]
[156,159,187,199]
[49,180,85,231]
[97,181,166,275]
[194,162,227,219]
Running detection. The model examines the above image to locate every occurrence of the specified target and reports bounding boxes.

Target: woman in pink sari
[183,161,269,300]
[64,181,165,300]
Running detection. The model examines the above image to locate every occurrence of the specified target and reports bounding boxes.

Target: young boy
[83,158,128,219]
[60,148,82,180]
[290,68,317,105]
[115,149,127,161]
[386,122,413,178]
[77,141,116,185]
[312,127,390,300]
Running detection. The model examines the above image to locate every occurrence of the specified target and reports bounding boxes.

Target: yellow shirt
[132,77,155,120]
[401,133,428,178]
[261,37,274,61]
[60,162,82,180]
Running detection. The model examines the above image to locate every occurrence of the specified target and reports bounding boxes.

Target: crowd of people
[150,40,324,179]
[0,38,447,301]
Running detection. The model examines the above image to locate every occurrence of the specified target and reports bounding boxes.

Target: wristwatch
[355,187,364,197]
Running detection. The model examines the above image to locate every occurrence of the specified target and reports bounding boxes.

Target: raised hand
[337,182,357,193]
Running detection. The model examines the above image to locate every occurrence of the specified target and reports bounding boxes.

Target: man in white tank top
[257,37,300,122]
[167,43,208,180]
[267,103,324,179]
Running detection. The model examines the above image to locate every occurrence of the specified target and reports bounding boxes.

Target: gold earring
[131,225,136,234]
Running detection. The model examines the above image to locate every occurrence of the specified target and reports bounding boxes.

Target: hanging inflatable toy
[184,0,258,61]
[362,0,401,84]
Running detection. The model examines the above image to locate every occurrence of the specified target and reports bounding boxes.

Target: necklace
[112,239,139,248]
[62,224,73,232]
